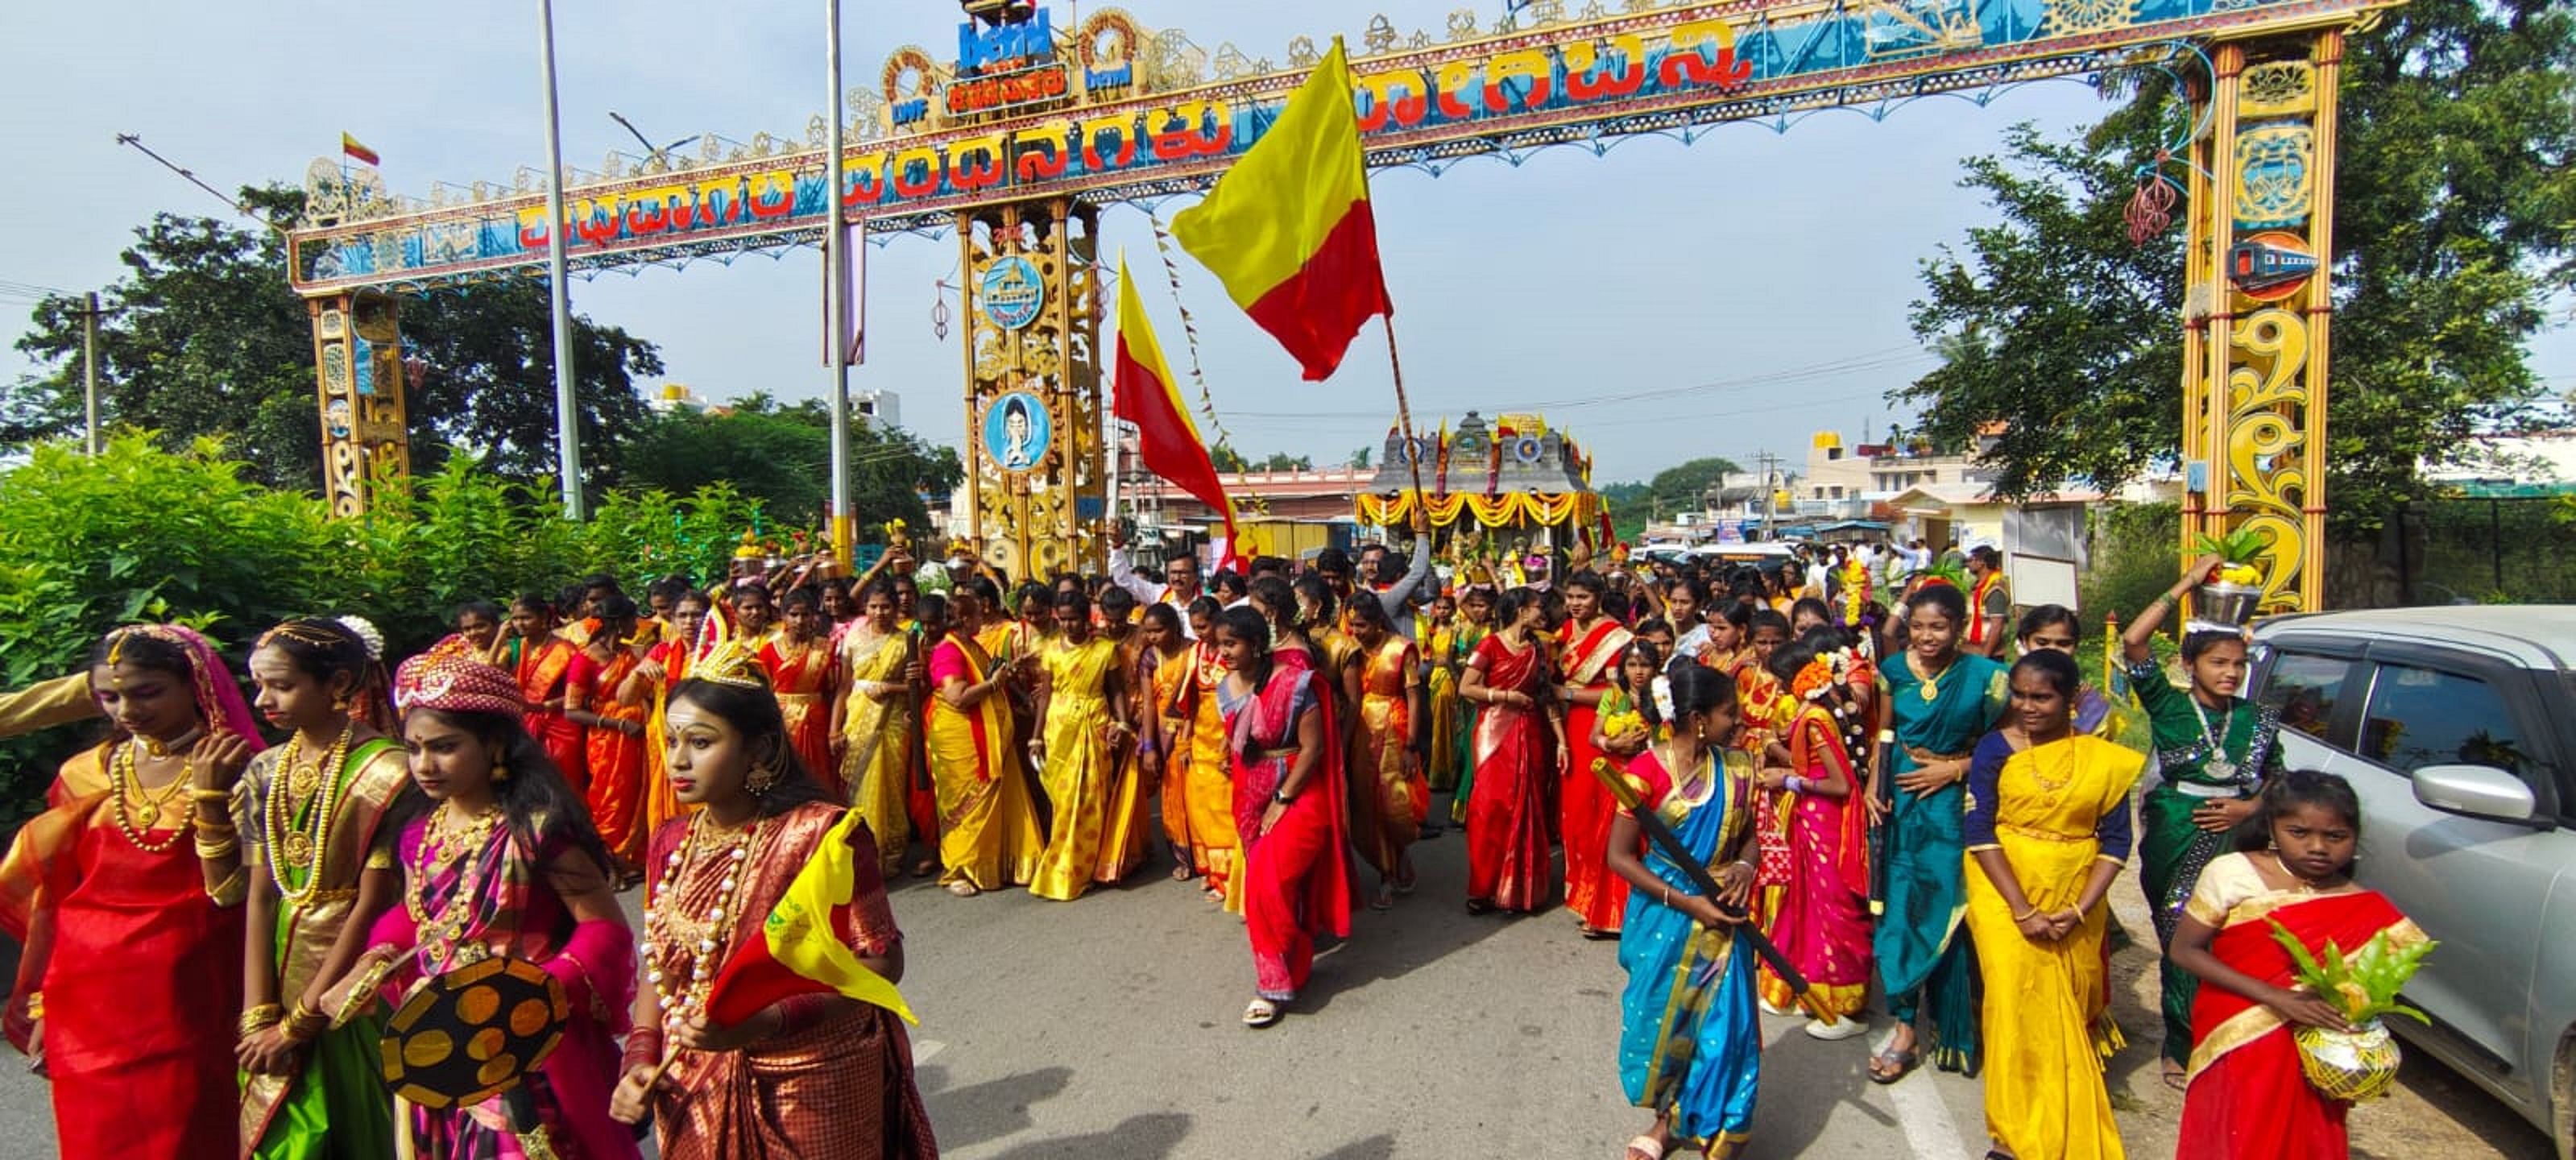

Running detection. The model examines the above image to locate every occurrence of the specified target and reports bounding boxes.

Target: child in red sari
[2171,770,2425,1159]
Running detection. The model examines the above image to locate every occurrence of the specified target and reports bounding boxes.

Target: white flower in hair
[336,615,386,661]
[1650,674,1676,725]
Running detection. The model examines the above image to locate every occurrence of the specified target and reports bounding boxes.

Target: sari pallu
[1423,624,1464,793]
[1464,634,1554,913]
[569,648,648,869]
[1755,706,1873,1019]
[1960,732,2142,1160]
[1,744,247,1160]
[839,628,918,877]
[238,737,415,1160]
[1350,636,1425,879]
[2128,656,2281,1067]
[764,636,843,802]
[1029,637,1145,901]
[1615,748,1762,1151]
[1559,618,1634,933]
[633,639,697,841]
[2177,858,2423,1160]
[369,816,639,1160]
[1447,622,1493,824]
[1227,654,1356,1002]
[641,803,938,1160]
[925,635,1044,891]
[1149,652,1196,867]
[1170,643,1246,913]
[1873,651,2007,1075]
[513,637,587,793]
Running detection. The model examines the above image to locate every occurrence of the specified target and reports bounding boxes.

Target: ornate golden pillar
[956,198,1104,582]
[305,292,412,517]
[2181,30,2342,612]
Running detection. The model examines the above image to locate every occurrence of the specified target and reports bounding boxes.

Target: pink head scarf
[98,624,268,754]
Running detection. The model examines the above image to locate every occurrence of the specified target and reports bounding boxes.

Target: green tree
[1209,443,1248,473]
[1900,0,2575,529]
[612,394,962,533]
[6,185,662,491]
[1348,445,1373,469]
[1257,451,1315,472]
[1605,456,1742,538]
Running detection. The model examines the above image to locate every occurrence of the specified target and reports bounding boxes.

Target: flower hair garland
[1649,673,1676,725]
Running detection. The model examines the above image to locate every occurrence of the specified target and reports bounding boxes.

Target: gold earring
[748,756,781,794]
[491,761,510,783]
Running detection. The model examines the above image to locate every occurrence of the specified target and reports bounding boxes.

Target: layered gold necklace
[643,814,764,1039]
[108,740,196,852]
[267,720,358,904]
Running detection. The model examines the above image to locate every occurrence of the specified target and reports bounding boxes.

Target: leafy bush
[0,434,767,825]
[2081,500,2180,643]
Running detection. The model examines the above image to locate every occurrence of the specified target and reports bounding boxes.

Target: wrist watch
[1272,789,1295,806]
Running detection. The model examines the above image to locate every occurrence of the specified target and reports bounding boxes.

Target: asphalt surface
[0,798,2553,1158]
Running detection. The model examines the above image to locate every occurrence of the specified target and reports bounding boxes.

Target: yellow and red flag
[1170,37,1389,382]
[1113,254,1240,559]
[341,132,380,167]
[704,809,916,1026]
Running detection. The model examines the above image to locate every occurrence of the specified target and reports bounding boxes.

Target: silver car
[2247,607,2574,1159]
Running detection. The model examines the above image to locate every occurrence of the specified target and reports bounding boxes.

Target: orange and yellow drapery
[1354,490,1598,530]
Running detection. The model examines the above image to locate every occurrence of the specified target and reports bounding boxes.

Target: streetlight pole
[81,292,101,457]
[825,0,855,558]
[538,0,586,519]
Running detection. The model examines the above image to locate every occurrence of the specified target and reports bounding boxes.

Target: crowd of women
[0,536,2423,1160]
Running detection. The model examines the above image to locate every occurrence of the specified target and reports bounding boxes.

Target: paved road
[0,804,2553,1158]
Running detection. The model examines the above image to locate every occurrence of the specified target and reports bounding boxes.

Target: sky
[3,0,2569,488]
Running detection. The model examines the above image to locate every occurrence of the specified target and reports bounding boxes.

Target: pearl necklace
[108,740,195,852]
[644,814,763,1036]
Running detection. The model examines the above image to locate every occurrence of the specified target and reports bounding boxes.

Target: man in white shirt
[1353,535,1435,640]
[1107,533,1207,636]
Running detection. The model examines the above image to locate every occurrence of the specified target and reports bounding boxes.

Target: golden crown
[693,640,771,690]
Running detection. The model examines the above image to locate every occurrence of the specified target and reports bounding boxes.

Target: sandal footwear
[1170,864,1196,882]
[909,859,938,879]
[1622,1134,1666,1160]
[1369,881,1396,911]
[1866,1043,1920,1084]
[945,880,981,898]
[1465,897,1498,916]
[1241,998,1282,1029]
[2160,1058,2189,1092]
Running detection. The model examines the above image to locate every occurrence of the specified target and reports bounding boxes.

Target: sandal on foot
[1369,882,1395,911]
[1465,897,1497,916]
[944,880,981,898]
[1170,864,1196,882]
[2160,1058,2189,1092]
[910,860,938,879]
[1241,998,1282,1028]
[1866,1044,1920,1084]
[1580,925,1621,941]
[1622,1135,1666,1160]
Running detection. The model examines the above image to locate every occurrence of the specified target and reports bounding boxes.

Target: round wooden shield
[377,955,571,1109]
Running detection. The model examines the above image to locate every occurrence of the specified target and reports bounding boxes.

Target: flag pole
[1381,316,1431,532]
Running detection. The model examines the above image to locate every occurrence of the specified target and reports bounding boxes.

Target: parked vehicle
[2244,607,2575,1158]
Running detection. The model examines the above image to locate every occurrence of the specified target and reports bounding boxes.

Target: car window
[2356,664,2533,781]
[2257,650,2352,744]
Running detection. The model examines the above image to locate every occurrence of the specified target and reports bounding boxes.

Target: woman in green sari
[234,619,416,1158]
[1868,585,2007,1083]
[2121,553,2282,1088]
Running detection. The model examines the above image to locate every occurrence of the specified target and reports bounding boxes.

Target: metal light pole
[824,0,855,558]
[81,292,101,457]
[539,0,586,519]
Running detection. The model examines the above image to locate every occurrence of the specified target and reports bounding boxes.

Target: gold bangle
[195,836,239,860]
[2012,907,2040,922]
[189,787,233,803]
[237,1003,284,1037]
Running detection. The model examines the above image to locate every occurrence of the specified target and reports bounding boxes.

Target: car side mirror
[2410,763,2537,824]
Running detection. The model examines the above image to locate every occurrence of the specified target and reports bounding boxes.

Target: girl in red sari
[1,625,262,1160]
[764,587,844,803]
[503,592,588,793]
[1557,571,1634,938]
[2171,771,2423,1160]
[1458,588,1565,915]
[1216,607,1353,1028]
[1750,640,1875,1039]
[568,594,651,876]
[609,646,938,1158]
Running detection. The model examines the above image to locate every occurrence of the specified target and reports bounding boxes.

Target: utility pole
[825,0,854,560]
[538,0,586,519]
[1756,450,1780,541]
[79,292,102,456]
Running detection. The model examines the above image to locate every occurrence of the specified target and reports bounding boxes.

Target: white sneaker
[1759,999,1794,1017]
[1804,1014,1870,1041]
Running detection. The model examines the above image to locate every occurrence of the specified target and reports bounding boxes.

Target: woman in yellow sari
[1961,649,2143,1160]
[834,579,918,878]
[1345,594,1425,909]
[1158,598,1243,910]
[1420,592,1463,798]
[1029,590,1145,900]
[926,578,1043,897]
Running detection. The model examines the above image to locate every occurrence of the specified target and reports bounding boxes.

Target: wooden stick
[1381,317,1431,529]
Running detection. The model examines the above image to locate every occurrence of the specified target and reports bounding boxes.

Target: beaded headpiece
[395,653,528,716]
[691,640,772,690]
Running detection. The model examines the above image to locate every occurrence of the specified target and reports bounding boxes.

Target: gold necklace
[1911,652,1952,703]
[643,814,764,1038]
[267,720,358,901]
[2271,851,2330,895]
[2023,734,2079,793]
[405,803,503,969]
[420,800,502,874]
[108,740,194,852]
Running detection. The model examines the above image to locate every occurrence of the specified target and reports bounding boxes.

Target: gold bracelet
[237,1003,284,1037]
[2012,907,2040,922]
[195,835,239,860]
[189,787,233,803]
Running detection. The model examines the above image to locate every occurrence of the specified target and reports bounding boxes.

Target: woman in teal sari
[1868,585,2007,1083]
[2121,553,2282,1088]
[1605,663,1760,1160]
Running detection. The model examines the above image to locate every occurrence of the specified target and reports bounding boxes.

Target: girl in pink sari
[1458,588,1564,915]
[1216,605,1354,1028]
[1750,640,1874,1038]
[358,653,640,1160]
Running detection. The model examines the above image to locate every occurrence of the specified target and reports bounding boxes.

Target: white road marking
[912,1038,946,1066]
[1886,1069,1973,1160]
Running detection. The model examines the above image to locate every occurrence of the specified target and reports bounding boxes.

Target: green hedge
[0,434,768,824]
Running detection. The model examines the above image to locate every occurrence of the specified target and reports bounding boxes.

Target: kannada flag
[341,133,380,167]
[1170,37,1389,382]
[1113,253,1240,555]
[705,808,917,1026]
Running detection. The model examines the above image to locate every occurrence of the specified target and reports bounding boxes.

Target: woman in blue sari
[1868,585,2007,1083]
[1605,663,1759,1160]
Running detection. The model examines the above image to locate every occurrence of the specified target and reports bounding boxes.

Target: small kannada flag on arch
[342,133,380,167]
[1170,37,1389,383]
[704,809,917,1026]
